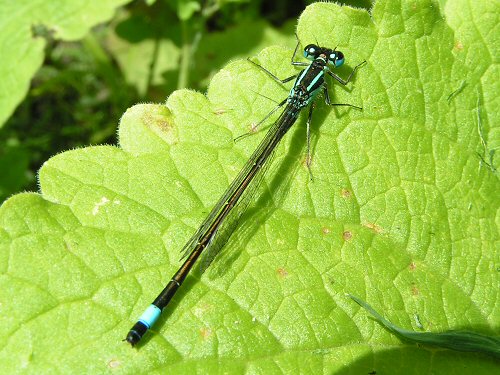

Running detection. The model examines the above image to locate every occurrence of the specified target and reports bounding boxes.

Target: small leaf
[177,0,201,21]
[349,294,500,359]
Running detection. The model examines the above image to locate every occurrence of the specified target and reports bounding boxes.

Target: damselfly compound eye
[303,44,319,60]
[334,51,345,67]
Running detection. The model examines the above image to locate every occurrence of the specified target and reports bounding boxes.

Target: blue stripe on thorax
[294,65,310,89]
[294,58,325,93]
[307,70,324,92]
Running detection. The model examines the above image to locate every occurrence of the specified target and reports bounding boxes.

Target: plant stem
[178,21,191,89]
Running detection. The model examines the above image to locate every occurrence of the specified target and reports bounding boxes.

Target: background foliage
[0,0,373,202]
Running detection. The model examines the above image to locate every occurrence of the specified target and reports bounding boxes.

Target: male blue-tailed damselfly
[125,40,365,346]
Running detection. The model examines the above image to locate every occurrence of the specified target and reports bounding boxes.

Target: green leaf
[107,23,182,96]
[0,0,131,127]
[349,294,500,358]
[176,0,201,21]
[1,0,499,373]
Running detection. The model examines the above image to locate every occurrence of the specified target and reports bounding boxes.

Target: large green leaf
[0,0,131,127]
[1,0,498,373]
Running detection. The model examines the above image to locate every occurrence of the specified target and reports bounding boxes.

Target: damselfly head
[303,44,345,68]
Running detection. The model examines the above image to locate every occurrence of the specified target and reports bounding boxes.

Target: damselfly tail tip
[125,321,149,347]
[124,331,140,347]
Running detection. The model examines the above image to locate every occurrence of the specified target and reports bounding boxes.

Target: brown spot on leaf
[200,327,212,340]
[411,284,419,296]
[213,108,226,115]
[276,267,288,279]
[143,112,173,134]
[363,222,383,233]
[341,188,351,198]
[453,41,464,51]
[342,231,353,241]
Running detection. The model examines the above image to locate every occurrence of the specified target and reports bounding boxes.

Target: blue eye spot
[303,48,315,59]
[303,44,318,60]
[332,51,345,67]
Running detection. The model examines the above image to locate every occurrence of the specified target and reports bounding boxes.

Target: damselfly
[125,40,366,346]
